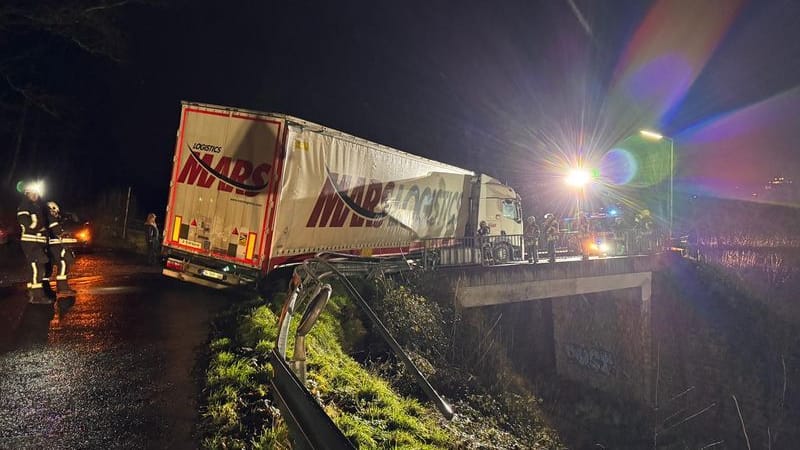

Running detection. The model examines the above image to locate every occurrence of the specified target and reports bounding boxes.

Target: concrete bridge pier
[440,256,662,405]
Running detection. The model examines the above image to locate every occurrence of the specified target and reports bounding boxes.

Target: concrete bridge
[430,254,665,405]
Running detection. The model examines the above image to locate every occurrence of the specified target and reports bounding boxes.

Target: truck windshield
[501,199,520,222]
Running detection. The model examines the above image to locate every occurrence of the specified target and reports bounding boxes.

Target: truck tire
[492,243,511,263]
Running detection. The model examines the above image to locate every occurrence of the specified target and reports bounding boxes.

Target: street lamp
[565,168,591,188]
[639,129,674,239]
[565,168,591,212]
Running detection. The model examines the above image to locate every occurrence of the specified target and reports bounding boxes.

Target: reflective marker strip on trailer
[246,232,257,260]
[172,216,182,242]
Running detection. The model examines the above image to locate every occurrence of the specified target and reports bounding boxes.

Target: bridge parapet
[438,254,663,308]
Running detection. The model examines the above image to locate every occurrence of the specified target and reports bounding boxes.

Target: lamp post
[639,130,674,239]
[565,168,591,213]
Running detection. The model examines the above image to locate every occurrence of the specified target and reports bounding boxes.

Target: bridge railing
[421,230,665,269]
[550,229,666,257]
[421,234,525,268]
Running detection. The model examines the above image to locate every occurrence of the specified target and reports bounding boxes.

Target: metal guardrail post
[274,254,455,421]
[270,349,355,450]
[310,258,455,420]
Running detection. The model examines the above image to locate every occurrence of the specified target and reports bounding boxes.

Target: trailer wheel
[492,243,512,263]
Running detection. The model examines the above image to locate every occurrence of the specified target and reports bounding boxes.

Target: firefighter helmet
[47,201,60,217]
[23,180,44,196]
[527,216,536,224]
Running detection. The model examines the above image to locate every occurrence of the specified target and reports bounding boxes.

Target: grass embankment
[200,278,563,449]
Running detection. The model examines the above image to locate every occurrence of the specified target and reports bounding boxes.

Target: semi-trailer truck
[161,102,523,288]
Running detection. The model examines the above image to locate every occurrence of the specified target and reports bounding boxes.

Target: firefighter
[17,181,52,304]
[612,215,628,256]
[477,220,492,264]
[525,216,540,263]
[477,220,490,238]
[46,201,77,297]
[576,211,591,260]
[635,209,655,254]
[543,213,559,263]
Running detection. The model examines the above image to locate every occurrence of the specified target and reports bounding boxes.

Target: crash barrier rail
[421,234,526,269]
[421,230,666,269]
[269,348,355,450]
[272,253,454,447]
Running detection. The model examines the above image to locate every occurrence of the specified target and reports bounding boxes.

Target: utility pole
[669,138,674,239]
[4,98,29,186]
[122,186,132,239]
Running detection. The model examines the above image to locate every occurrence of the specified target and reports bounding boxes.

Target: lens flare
[677,86,800,204]
[599,148,638,185]
[611,0,744,123]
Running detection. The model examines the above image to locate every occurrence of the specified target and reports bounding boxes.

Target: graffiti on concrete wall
[565,343,615,375]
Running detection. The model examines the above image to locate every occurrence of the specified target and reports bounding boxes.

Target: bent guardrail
[269,349,355,450]
[271,253,455,448]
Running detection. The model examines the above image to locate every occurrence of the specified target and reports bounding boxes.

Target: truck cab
[467,174,524,263]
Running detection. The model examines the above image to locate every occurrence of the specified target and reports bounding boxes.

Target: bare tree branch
[732,395,752,450]
[1,70,59,118]
[659,402,717,434]
[1,1,139,63]
[781,355,787,408]
[83,0,135,16]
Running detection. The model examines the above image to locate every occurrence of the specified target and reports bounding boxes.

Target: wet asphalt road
[0,246,229,449]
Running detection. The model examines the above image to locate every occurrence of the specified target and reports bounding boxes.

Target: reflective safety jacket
[636,215,654,235]
[544,218,559,241]
[47,205,78,247]
[525,222,540,239]
[576,215,590,236]
[17,197,49,245]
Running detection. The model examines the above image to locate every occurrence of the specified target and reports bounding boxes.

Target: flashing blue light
[609,209,618,216]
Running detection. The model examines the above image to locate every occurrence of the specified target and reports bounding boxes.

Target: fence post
[122,186,132,239]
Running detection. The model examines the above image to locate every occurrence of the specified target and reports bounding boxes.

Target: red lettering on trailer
[306,173,352,228]
[176,152,271,195]
[305,172,463,229]
[177,153,215,188]
[361,181,383,227]
[348,177,367,227]
[214,157,233,192]
[248,163,271,198]
[230,159,253,195]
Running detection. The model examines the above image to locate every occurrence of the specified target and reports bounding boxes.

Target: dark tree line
[0,0,155,195]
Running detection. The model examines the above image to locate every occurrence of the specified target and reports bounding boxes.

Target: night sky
[3,0,800,218]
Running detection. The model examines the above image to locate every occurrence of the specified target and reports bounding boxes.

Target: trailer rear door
[163,103,284,269]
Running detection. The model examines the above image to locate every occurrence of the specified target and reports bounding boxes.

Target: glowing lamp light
[640,129,664,141]
[565,168,591,187]
[76,229,91,242]
[589,241,610,254]
[608,209,618,216]
[20,180,45,196]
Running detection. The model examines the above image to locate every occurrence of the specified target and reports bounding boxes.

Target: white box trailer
[162,102,523,288]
